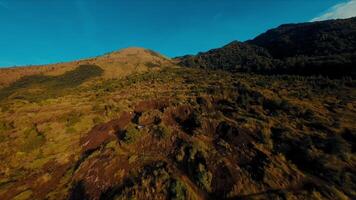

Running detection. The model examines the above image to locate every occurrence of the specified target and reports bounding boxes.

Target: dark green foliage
[177,17,356,78]
[196,163,212,192]
[178,41,273,72]
[150,124,172,139]
[51,64,103,89]
[249,17,356,58]
[174,140,212,192]
[169,179,187,200]
[0,64,103,102]
[122,124,142,144]
[179,111,201,135]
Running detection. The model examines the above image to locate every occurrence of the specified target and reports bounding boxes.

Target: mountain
[177,17,356,77]
[0,22,355,200]
[248,17,356,58]
[0,47,171,89]
[177,41,274,72]
[0,48,172,102]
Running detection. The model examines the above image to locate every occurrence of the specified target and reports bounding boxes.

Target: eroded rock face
[71,149,129,200]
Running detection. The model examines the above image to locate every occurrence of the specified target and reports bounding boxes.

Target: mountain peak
[104,47,167,59]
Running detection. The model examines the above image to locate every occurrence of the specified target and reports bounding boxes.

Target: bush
[150,124,172,139]
[169,179,187,200]
[174,141,212,192]
[179,111,201,135]
[122,124,142,144]
[263,98,291,113]
[326,135,351,160]
[196,163,212,192]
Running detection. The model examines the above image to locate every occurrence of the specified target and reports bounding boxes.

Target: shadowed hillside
[0,64,103,102]
[177,17,356,77]
[248,17,356,58]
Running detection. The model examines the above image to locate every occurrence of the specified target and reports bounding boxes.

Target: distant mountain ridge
[177,17,356,77]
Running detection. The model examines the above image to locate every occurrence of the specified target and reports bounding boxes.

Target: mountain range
[177,17,356,77]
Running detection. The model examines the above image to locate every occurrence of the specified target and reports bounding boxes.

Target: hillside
[0,17,355,200]
[0,47,172,89]
[0,45,355,200]
[177,17,356,77]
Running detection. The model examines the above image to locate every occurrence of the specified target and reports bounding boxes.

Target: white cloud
[312,0,356,21]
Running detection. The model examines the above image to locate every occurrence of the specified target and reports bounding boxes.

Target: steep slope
[178,41,274,72]
[248,17,356,58]
[177,17,356,77]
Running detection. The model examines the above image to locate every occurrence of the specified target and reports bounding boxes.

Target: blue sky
[0,0,354,67]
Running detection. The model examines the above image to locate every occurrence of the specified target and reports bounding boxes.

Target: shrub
[150,124,172,139]
[122,124,142,144]
[138,110,162,126]
[196,163,212,192]
[179,111,201,135]
[169,179,187,200]
[326,135,351,160]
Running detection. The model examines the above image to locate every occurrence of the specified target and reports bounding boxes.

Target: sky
[0,0,355,67]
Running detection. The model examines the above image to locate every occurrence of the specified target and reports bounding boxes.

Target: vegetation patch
[121,123,143,144]
[0,64,103,101]
[150,123,172,139]
[21,127,46,153]
[169,179,187,200]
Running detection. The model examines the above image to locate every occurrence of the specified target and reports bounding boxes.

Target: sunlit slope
[0,47,172,88]
[0,66,355,200]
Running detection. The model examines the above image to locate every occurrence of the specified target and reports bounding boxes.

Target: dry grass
[0,56,355,199]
